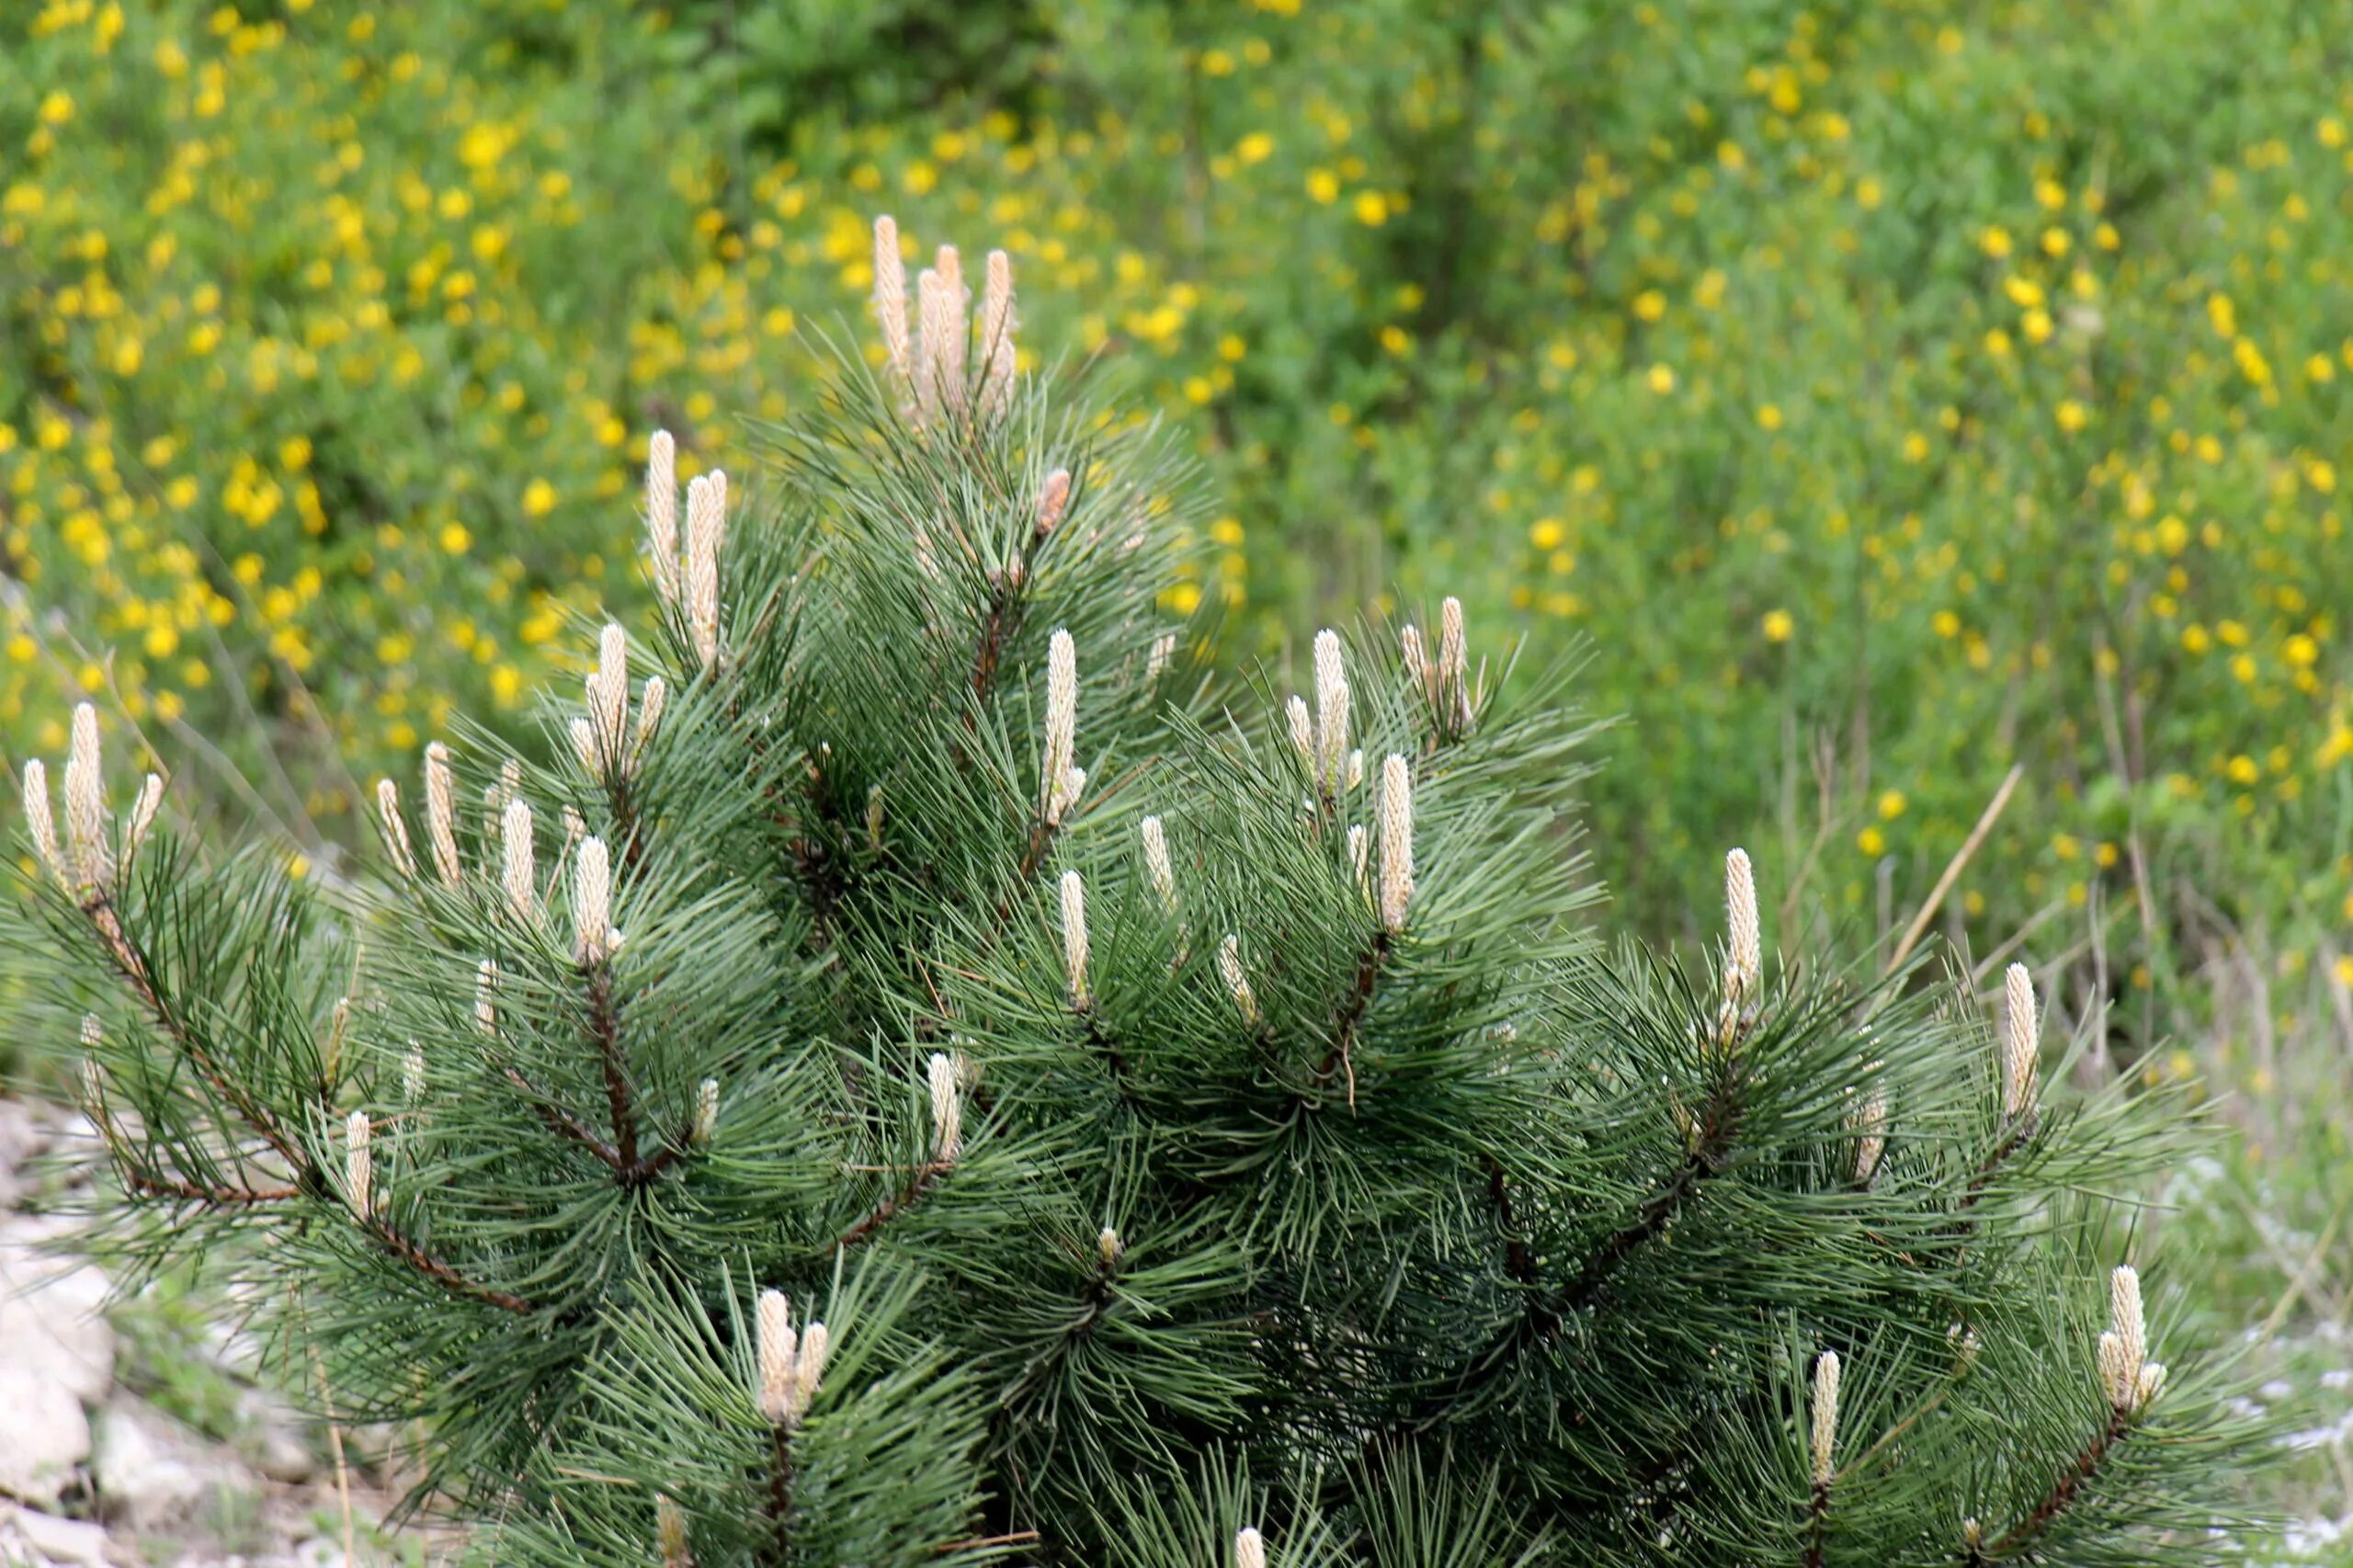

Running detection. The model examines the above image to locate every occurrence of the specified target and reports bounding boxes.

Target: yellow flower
[1878,790,1906,819]
[1645,363,1676,395]
[2054,400,2087,432]
[1756,403,1783,430]
[1761,608,1793,642]
[1305,168,1339,204]
[522,479,557,517]
[1980,225,2013,258]
[1633,289,1666,323]
[1236,132,1274,165]
[1529,518,1564,551]
[439,522,472,554]
[1352,190,1389,226]
[1857,826,1885,856]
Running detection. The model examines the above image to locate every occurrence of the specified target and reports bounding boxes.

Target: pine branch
[123,1166,301,1205]
[1984,1407,2131,1558]
[584,965,644,1179]
[80,893,307,1176]
[969,574,1019,714]
[996,1249,1121,1423]
[1556,1065,1744,1317]
[1475,1054,1746,1367]
[834,1157,955,1251]
[781,745,852,954]
[1485,1155,1536,1289]
[1013,814,1060,889]
[1081,1009,1129,1083]
[1803,1479,1828,1568]
[601,767,649,885]
[85,891,538,1313]
[1956,1109,2040,1212]
[1314,929,1391,1111]
[957,466,1064,714]
[497,1063,625,1174]
[86,1094,303,1206]
[758,1426,796,1568]
[356,1212,534,1315]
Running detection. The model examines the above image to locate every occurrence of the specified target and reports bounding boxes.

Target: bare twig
[1884,763,2024,977]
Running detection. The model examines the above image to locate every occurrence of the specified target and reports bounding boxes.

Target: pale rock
[0,1239,113,1505]
[0,1363,91,1509]
[13,1504,117,1564]
[233,1388,318,1483]
[0,1096,45,1209]
[93,1396,258,1534]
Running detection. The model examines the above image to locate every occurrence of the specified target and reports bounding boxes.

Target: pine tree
[8,216,2260,1565]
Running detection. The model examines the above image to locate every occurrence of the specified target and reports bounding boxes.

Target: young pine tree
[9,217,2257,1565]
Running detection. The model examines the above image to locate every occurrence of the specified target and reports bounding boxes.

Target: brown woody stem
[357,1214,533,1314]
[833,1158,953,1252]
[1986,1408,2131,1558]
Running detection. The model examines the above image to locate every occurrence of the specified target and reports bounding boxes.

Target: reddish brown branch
[358,1214,533,1315]
[1552,1064,1745,1321]
[632,1129,692,1186]
[1486,1155,1536,1287]
[1987,1408,2130,1557]
[602,768,649,884]
[1315,930,1391,1110]
[584,966,642,1176]
[498,1064,624,1173]
[1957,1111,2039,1211]
[832,1158,953,1251]
[84,896,306,1175]
[81,894,537,1313]
[967,576,1018,718]
[123,1167,299,1205]
[85,1096,301,1207]
[757,1424,795,1568]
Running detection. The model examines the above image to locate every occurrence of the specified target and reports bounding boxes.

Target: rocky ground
[0,1096,425,1567]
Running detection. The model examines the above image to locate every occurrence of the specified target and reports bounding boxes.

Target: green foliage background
[3,0,2352,1517]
